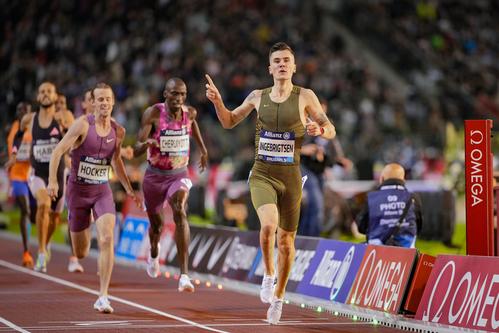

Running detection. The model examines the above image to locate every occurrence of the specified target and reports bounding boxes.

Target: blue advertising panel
[296,239,366,303]
[115,215,149,260]
[247,236,320,292]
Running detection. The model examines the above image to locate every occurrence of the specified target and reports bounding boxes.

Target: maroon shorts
[142,167,192,214]
[66,181,115,232]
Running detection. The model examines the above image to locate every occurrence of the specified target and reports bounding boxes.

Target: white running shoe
[260,274,276,303]
[146,244,160,278]
[34,253,47,273]
[68,256,84,273]
[178,274,195,292]
[267,297,283,325]
[93,296,114,314]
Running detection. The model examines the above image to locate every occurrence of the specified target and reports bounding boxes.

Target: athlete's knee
[260,224,277,237]
[98,233,114,249]
[171,196,187,214]
[277,238,295,255]
[37,203,50,215]
[172,208,187,223]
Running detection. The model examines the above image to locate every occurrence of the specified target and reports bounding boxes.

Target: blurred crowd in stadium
[1,1,498,236]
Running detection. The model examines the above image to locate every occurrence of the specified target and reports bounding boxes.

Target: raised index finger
[205,74,215,87]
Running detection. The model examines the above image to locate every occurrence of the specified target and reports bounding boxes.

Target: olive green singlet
[248,86,305,231]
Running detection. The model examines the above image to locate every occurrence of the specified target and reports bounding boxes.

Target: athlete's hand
[199,153,208,173]
[47,181,59,201]
[121,145,134,160]
[127,191,143,210]
[141,138,159,150]
[205,74,222,104]
[305,118,323,137]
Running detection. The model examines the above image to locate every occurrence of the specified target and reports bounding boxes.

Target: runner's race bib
[159,128,189,156]
[16,142,31,161]
[77,156,111,184]
[258,130,295,164]
[32,139,59,163]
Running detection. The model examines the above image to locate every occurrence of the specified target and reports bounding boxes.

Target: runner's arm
[133,106,158,157]
[112,126,142,208]
[112,126,134,195]
[188,107,208,172]
[49,117,87,184]
[303,89,336,139]
[205,74,258,129]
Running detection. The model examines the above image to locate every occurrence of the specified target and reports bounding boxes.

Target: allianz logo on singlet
[161,128,187,135]
[77,156,110,184]
[261,130,293,139]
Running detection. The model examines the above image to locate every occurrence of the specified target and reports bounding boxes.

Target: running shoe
[146,243,160,278]
[260,274,276,303]
[34,253,47,273]
[93,296,114,313]
[68,256,84,273]
[266,297,283,325]
[178,274,195,292]
[22,251,34,269]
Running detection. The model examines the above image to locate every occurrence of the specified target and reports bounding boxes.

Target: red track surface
[0,234,406,333]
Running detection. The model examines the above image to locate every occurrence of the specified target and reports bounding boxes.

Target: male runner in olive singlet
[206,42,336,324]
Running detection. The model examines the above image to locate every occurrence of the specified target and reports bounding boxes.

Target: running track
[0,233,406,333]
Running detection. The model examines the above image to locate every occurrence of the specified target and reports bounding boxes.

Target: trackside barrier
[116,223,496,332]
[346,245,418,314]
[295,240,366,303]
[415,254,499,332]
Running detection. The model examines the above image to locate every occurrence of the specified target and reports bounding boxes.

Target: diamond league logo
[283,132,290,140]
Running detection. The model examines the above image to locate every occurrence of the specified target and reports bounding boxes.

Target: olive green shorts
[248,160,302,231]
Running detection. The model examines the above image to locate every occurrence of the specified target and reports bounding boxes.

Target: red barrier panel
[347,245,417,314]
[464,120,494,256]
[403,253,435,314]
[415,255,499,332]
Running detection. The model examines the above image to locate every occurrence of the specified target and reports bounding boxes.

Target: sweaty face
[165,83,187,109]
[37,83,58,107]
[92,88,114,117]
[268,50,296,80]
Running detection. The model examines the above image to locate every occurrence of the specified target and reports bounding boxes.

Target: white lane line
[0,260,229,333]
[0,316,30,333]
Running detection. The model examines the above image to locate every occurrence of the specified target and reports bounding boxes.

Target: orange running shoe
[22,251,34,268]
